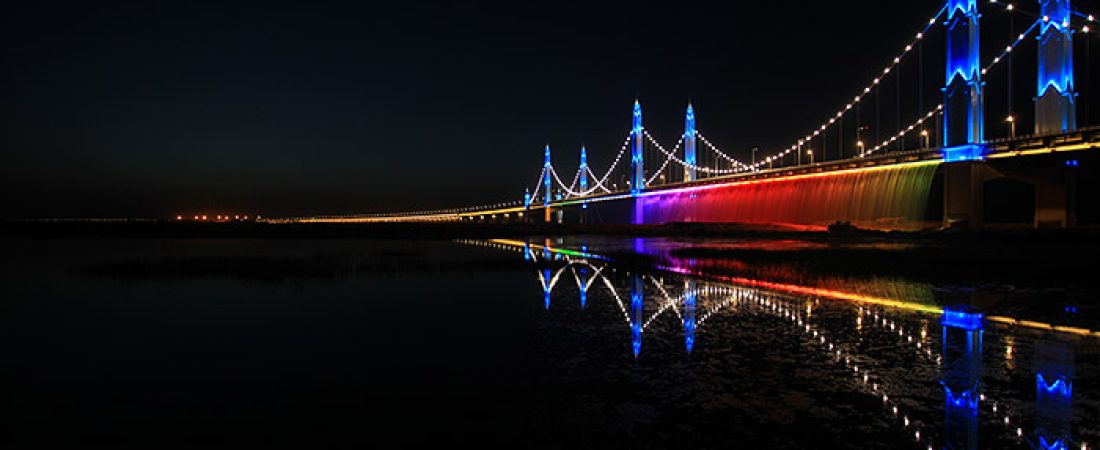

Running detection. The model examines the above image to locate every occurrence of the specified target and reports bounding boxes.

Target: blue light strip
[942,144,986,162]
[942,308,983,330]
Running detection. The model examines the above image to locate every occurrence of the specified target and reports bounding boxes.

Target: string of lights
[743,3,949,173]
[644,131,739,175]
[696,132,748,169]
[858,105,943,158]
[646,135,686,186]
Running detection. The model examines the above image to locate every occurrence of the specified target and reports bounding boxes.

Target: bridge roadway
[289,127,1100,225]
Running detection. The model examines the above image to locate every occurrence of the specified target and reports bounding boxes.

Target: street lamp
[920,129,929,148]
[751,147,759,170]
[1006,115,1016,139]
[856,140,865,157]
[806,149,814,165]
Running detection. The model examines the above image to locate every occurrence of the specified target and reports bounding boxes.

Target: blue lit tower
[630,100,645,195]
[943,0,985,161]
[524,188,531,209]
[630,272,644,357]
[683,103,697,182]
[940,308,983,450]
[683,279,696,353]
[1035,0,1077,134]
[579,146,589,194]
[543,145,553,206]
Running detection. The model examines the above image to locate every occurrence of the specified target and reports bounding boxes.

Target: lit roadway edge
[487,238,1100,339]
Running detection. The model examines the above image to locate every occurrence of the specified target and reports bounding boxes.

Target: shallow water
[2,236,1097,448]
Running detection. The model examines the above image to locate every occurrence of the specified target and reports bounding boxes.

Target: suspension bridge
[302,0,1100,230]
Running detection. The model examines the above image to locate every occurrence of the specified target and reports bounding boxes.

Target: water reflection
[461,238,1099,450]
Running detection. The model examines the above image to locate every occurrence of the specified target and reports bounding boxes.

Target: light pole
[920,129,929,148]
[751,147,758,170]
[797,140,803,166]
[807,149,814,165]
[856,140,865,157]
[1006,115,1016,139]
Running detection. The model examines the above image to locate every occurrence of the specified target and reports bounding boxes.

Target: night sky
[2,0,1098,218]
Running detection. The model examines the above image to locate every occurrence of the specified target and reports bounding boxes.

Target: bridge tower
[630,100,645,195]
[544,145,553,222]
[579,146,589,194]
[1035,0,1077,134]
[942,0,987,229]
[943,0,985,157]
[683,104,697,182]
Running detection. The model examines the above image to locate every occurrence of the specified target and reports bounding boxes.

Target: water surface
[2,236,1097,448]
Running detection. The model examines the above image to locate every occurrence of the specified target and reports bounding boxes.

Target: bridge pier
[943,161,989,229]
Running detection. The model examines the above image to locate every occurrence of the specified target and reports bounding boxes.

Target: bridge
[300,0,1100,230]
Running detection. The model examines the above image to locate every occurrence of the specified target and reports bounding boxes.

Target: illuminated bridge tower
[544,145,553,222]
[941,309,983,450]
[579,146,589,221]
[683,104,697,182]
[630,101,645,195]
[1035,0,1077,134]
[943,0,985,158]
[579,146,589,195]
[942,0,987,229]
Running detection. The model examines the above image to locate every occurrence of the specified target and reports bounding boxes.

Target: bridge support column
[942,0,985,162]
[1035,0,1077,134]
[544,145,554,223]
[944,161,986,229]
[579,146,589,223]
[683,103,696,183]
[630,100,645,197]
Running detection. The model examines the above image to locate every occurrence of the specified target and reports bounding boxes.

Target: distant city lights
[175,213,260,222]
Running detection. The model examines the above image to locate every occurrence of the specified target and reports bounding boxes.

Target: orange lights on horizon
[175,213,260,222]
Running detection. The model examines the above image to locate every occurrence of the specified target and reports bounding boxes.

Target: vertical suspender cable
[1008,13,1014,131]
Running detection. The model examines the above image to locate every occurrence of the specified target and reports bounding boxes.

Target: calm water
[2,236,1097,448]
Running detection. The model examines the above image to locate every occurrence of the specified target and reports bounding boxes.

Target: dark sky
[2,0,1097,218]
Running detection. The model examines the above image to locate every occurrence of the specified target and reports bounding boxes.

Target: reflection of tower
[630,273,644,357]
[1033,339,1074,450]
[542,268,553,310]
[683,279,696,353]
[578,266,589,309]
[941,308,982,450]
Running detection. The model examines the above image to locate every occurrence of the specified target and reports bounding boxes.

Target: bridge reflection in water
[462,238,1098,450]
